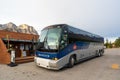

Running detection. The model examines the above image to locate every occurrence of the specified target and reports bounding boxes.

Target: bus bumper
[34,57,61,70]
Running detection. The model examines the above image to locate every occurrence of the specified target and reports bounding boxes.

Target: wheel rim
[98,53,101,56]
[71,57,75,66]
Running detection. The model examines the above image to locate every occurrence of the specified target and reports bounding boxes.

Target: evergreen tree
[104,39,109,48]
[109,41,112,48]
[115,37,120,48]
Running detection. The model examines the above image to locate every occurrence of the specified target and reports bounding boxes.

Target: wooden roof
[0,30,39,41]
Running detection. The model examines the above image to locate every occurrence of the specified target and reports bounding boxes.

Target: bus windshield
[40,28,62,50]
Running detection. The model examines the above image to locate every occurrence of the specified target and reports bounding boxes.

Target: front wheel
[68,56,75,68]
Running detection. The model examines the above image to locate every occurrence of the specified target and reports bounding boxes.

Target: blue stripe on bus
[36,41,90,59]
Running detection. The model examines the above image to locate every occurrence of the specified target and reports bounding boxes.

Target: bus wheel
[98,51,102,57]
[68,56,75,68]
[96,50,101,57]
[98,53,101,57]
[100,50,104,56]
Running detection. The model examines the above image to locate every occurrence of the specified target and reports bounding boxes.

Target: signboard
[22,51,26,57]
[11,51,15,63]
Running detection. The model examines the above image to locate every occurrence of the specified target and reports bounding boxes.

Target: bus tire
[68,56,75,68]
[98,50,102,57]
[96,50,101,57]
[98,52,101,57]
[100,49,104,56]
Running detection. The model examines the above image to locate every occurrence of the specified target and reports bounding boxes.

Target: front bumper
[34,57,60,70]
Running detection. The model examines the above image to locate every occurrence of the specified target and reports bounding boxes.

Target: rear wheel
[68,56,75,68]
[100,49,104,56]
[96,50,101,57]
[97,50,102,57]
[98,52,101,57]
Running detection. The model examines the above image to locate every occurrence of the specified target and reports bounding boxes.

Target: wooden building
[0,30,39,64]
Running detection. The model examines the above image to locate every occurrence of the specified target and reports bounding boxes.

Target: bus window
[60,33,68,49]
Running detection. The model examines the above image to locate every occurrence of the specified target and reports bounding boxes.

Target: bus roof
[42,24,104,42]
[67,25,104,42]
[42,24,66,30]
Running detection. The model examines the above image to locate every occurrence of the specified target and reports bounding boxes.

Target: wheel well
[71,54,76,61]
[98,49,102,53]
[99,49,102,52]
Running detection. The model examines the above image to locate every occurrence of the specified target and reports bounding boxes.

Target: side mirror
[62,35,67,41]
[64,30,67,34]
[61,40,65,45]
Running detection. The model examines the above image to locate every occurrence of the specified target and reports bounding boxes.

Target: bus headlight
[52,58,58,61]
[49,61,58,68]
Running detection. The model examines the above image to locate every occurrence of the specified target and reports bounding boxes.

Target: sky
[0,0,120,42]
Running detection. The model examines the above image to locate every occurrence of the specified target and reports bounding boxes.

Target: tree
[109,41,112,48]
[114,37,120,48]
[104,39,113,48]
[104,39,109,48]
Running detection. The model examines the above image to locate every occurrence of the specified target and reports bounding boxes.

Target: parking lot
[0,48,120,80]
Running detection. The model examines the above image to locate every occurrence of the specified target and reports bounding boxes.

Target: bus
[34,24,104,70]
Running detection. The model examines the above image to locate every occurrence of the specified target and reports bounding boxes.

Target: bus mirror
[63,35,67,41]
[61,40,65,45]
[64,30,67,34]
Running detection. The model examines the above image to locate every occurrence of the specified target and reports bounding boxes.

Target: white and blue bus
[34,24,104,70]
